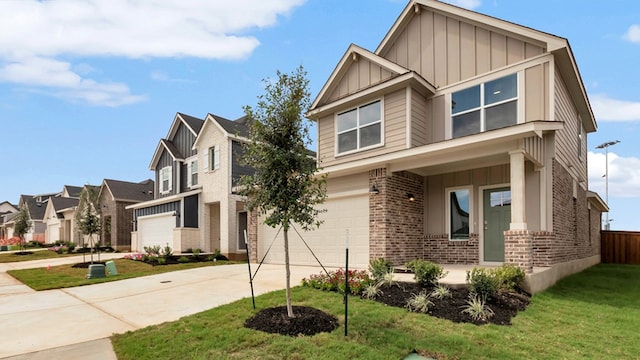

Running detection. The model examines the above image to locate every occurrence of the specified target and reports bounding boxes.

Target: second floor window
[187,159,198,187]
[452,73,518,138]
[336,100,382,154]
[160,166,172,194]
[209,145,220,171]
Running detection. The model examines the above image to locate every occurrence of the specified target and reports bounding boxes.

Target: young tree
[75,186,102,264]
[240,66,327,318]
[13,204,32,254]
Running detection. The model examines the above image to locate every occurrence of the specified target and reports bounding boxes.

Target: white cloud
[623,24,640,43]
[588,151,640,198]
[0,0,304,106]
[443,0,482,9]
[590,94,640,122]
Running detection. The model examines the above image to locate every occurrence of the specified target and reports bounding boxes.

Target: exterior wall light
[407,193,415,202]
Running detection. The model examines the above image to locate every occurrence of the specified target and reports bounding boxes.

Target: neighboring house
[252,0,607,293]
[14,194,54,242]
[0,201,19,240]
[98,179,154,250]
[42,196,80,244]
[129,112,252,259]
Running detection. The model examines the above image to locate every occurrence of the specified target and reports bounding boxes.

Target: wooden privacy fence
[601,231,640,264]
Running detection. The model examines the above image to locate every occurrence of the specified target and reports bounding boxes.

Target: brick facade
[423,233,480,264]
[369,168,424,266]
[504,230,533,273]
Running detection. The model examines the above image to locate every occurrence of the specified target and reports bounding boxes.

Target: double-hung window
[336,100,382,154]
[160,166,172,194]
[451,74,518,138]
[187,158,198,188]
[209,145,220,171]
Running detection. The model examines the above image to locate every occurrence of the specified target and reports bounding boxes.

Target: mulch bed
[373,282,530,326]
[244,306,338,337]
[72,261,106,268]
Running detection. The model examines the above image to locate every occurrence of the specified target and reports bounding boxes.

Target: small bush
[301,269,373,296]
[461,294,494,321]
[207,255,217,262]
[405,259,446,288]
[178,256,190,263]
[430,284,451,299]
[143,245,161,256]
[66,243,76,253]
[378,271,396,287]
[157,257,166,265]
[466,267,498,300]
[493,264,525,292]
[362,283,382,300]
[369,257,393,281]
[406,291,433,313]
[162,243,173,258]
[192,248,201,258]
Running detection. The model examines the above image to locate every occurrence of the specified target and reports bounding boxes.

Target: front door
[237,211,248,251]
[483,187,511,262]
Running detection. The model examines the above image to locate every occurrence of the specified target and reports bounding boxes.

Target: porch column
[509,150,527,230]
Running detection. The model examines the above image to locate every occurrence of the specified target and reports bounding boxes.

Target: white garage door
[257,195,369,268]
[46,223,60,244]
[137,213,175,252]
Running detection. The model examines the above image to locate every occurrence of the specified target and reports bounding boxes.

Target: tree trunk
[284,228,294,318]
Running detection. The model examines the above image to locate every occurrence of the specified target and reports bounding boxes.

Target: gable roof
[62,185,83,198]
[18,195,46,221]
[0,201,18,213]
[149,113,204,170]
[101,179,155,203]
[192,113,251,148]
[50,197,80,213]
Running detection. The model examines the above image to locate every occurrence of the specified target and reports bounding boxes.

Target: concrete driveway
[0,255,320,359]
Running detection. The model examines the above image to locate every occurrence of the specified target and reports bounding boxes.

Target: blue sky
[1,0,639,230]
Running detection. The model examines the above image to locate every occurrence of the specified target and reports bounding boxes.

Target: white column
[509,150,527,230]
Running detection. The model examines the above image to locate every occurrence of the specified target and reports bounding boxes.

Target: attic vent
[352,52,358,62]
[414,3,421,14]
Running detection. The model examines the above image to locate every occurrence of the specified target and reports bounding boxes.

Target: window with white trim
[187,158,198,188]
[447,187,471,241]
[209,145,220,171]
[451,74,518,138]
[336,100,382,154]
[160,166,172,194]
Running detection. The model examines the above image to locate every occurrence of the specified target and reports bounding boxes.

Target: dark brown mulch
[244,306,339,337]
[374,282,530,325]
[71,261,106,268]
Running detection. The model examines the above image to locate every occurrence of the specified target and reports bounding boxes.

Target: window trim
[160,166,172,194]
[334,99,384,156]
[186,156,199,188]
[206,145,220,173]
[448,72,522,139]
[446,186,473,241]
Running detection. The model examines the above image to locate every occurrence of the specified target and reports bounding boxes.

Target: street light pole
[595,140,620,230]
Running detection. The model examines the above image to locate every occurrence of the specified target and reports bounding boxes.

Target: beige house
[129,112,252,259]
[252,0,607,292]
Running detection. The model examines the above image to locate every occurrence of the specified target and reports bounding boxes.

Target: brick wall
[248,209,258,262]
[423,233,479,264]
[369,168,424,266]
[504,230,533,273]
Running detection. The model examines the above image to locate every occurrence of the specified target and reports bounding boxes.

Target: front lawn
[7,258,241,290]
[111,264,640,359]
[0,249,80,263]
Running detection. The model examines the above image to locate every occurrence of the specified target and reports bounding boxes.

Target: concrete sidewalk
[0,257,321,359]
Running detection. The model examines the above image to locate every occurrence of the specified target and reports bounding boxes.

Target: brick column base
[504,230,533,273]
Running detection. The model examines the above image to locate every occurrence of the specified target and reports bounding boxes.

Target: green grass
[111,264,640,359]
[0,249,81,263]
[7,259,241,290]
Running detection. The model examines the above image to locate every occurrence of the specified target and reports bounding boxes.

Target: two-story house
[129,112,252,260]
[0,201,19,241]
[252,0,607,293]
[42,185,84,244]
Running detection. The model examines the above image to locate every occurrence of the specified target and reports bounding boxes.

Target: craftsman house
[252,0,607,292]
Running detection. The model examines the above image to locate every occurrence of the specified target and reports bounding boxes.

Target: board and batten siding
[134,201,180,228]
[327,57,395,103]
[524,62,550,122]
[318,89,407,168]
[173,123,197,159]
[157,150,176,197]
[411,89,428,147]
[553,66,587,185]
[380,8,544,88]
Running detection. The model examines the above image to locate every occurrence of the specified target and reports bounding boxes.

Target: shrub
[369,257,393,281]
[461,294,494,321]
[301,269,373,296]
[162,243,173,258]
[178,256,190,263]
[378,271,396,287]
[192,248,201,259]
[405,259,446,288]
[466,267,498,300]
[157,257,166,265]
[406,291,433,313]
[143,245,161,256]
[362,283,382,300]
[207,255,217,262]
[493,264,525,292]
[66,243,76,253]
[431,284,451,299]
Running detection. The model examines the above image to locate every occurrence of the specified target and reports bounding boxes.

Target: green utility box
[86,264,106,279]
[105,260,118,275]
